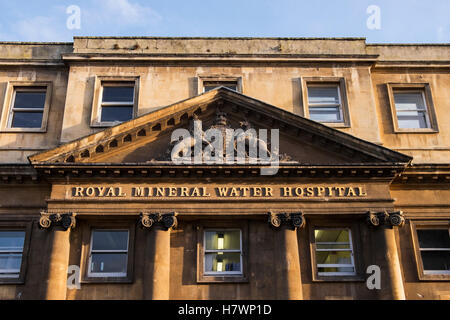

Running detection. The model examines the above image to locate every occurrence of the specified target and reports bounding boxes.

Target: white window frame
[0,81,52,133]
[393,90,431,129]
[417,228,450,275]
[307,83,344,124]
[8,87,46,129]
[99,84,135,123]
[87,229,129,278]
[386,83,439,133]
[0,230,25,279]
[90,76,139,127]
[314,228,356,277]
[203,229,243,276]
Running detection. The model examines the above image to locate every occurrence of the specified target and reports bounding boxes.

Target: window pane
[308,86,339,104]
[316,243,351,250]
[315,229,350,243]
[11,111,43,128]
[102,86,134,103]
[101,106,133,122]
[91,230,128,251]
[318,266,355,273]
[90,253,128,274]
[205,252,241,273]
[0,253,22,272]
[397,112,428,129]
[14,91,46,109]
[418,230,450,249]
[394,92,426,111]
[205,230,240,250]
[316,251,352,265]
[420,251,450,271]
[0,231,25,251]
[309,107,341,122]
[204,82,237,92]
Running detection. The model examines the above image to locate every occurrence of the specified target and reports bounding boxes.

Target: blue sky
[0,0,448,43]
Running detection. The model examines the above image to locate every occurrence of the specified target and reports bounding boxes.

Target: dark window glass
[418,230,450,248]
[14,91,46,108]
[417,229,450,272]
[420,251,450,271]
[102,87,134,103]
[10,90,46,128]
[90,253,128,273]
[92,230,129,251]
[100,106,133,122]
[11,112,43,128]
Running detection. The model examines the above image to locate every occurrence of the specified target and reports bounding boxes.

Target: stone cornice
[393,164,450,185]
[31,163,407,180]
[61,53,379,64]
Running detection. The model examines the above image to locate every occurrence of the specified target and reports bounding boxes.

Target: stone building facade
[0,37,448,300]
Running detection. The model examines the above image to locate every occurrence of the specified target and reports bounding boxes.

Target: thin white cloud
[13,16,69,42]
[93,0,162,26]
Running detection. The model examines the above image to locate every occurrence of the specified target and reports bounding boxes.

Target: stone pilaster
[268,212,304,300]
[367,211,406,300]
[39,212,76,300]
[141,212,177,300]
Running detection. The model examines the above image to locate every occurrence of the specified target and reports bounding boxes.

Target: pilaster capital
[268,212,305,230]
[140,212,178,230]
[39,211,77,230]
[366,211,405,228]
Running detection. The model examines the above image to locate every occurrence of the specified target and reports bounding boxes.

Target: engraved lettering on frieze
[70,185,368,199]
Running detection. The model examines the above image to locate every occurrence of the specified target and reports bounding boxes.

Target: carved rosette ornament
[389,211,405,227]
[39,212,76,230]
[140,212,178,230]
[268,212,305,230]
[366,211,405,228]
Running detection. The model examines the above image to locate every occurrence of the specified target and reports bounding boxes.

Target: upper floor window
[301,77,351,127]
[100,84,135,123]
[203,81,238,92]
[0,231,25,279]
[197,76,242,94]
[91,76,139,127]
[307,85,343,123]
[313,228,356,276]
[387,83,438,133]
[88,229,129,278]
[10,88,46,128]
[0,82,52,132]
[393,90,430,129]
[416,229,450,275]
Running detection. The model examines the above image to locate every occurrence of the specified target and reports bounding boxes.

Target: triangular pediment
[29,87,411,166]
